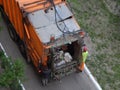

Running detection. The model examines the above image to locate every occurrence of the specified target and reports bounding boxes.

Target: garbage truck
[0,0,86,85]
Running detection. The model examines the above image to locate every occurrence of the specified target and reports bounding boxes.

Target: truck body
[0,0,85,84]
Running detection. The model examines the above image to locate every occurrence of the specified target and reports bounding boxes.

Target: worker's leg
[45,78,48,85]
[41,78,46,86]
[78,62,85,72]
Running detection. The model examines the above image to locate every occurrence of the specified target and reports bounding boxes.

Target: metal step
[52,60,78,79]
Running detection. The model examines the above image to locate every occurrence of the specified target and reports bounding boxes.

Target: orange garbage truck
[0,0,86,85]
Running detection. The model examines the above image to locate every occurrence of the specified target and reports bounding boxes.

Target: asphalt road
[0,14,98,90]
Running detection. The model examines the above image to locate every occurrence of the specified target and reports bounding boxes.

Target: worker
[78,45,89,72]
[41,65,51,86]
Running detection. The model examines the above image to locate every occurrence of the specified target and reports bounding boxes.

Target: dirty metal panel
[35,23,62,43]
[28,10,50,29]
[35,18,80,43]
[28,3,80,44]
[28,3,72,29]
[55,3,73,20]
[58,18,80,33]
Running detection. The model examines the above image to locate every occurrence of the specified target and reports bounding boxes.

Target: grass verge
[69,0,120,89]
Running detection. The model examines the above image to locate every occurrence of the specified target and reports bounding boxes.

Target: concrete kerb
[0,43,26,90]
[84,64,102,90]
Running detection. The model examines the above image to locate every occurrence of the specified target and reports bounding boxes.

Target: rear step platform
[52,61,78,78]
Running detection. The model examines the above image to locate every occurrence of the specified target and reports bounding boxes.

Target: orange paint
[79,62,85,71]
[0,0,66,70]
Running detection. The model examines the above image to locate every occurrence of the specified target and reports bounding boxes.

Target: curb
[84,64,102,90]
[0,43,26,90]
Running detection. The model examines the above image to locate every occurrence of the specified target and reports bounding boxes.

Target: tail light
[79,31,85,37]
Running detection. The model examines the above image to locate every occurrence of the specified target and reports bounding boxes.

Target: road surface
[0,14,98,90]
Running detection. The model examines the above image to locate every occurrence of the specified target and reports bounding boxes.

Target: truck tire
[18,40,31,63]
[0,7,18,42]
[0,6,5,19]
[7,23,18,42]
[18,41,27,58]
[8,24,15,41]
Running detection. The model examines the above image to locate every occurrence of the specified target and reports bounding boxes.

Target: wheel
[1,12,6,21]
[26,53,31,63]
[7,24,18,42]
[19,41,27,58]
[0,7,18,42]
[0,7,5,19]
[18,40,31,63]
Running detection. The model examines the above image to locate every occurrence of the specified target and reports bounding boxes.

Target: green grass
[69,0,120,89]
[0,51,25,89]
[116,0,120,5]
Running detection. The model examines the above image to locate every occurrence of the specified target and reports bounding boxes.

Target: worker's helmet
[83,46,87,52]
